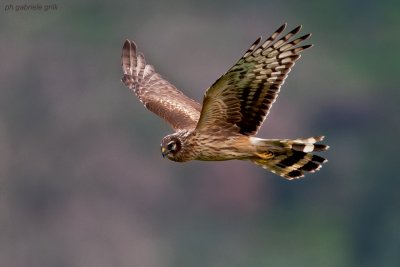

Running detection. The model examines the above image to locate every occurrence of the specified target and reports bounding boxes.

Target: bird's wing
[121,40,202,132]
[195,24,312,135]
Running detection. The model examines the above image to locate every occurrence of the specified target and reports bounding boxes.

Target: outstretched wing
[195,24,312,135]
[121,40,202,132]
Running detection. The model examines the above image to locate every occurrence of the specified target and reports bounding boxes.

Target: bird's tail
[249,136,329,179]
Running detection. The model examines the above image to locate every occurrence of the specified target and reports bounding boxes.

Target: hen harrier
[121,23,329,179]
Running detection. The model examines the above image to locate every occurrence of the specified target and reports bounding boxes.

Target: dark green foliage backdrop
[1,0,399,266]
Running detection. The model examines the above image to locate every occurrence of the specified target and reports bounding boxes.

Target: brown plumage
[121,23,329,179]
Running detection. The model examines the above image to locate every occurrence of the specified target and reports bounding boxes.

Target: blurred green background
[1,0,399,266]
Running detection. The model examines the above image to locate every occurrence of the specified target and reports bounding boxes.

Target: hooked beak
[161,147,167,158]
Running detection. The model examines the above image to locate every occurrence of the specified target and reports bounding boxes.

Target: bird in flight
[121,23,329,179]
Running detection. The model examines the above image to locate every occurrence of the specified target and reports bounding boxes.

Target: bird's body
[121,23,329,179]
[163,131,252,162]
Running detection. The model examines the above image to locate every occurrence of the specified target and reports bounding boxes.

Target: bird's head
[160,134,182,161]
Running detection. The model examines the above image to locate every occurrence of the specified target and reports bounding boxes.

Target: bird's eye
[167,141,175,150]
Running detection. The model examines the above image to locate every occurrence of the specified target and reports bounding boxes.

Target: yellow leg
[255,152,273,160]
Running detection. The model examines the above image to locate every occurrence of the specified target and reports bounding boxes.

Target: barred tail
[250,136,329,180]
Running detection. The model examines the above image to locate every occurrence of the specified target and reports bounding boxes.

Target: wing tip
[123,39,134,50]
[278,23,288,32]
[302,44,314,50]
[294,24,303,32]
